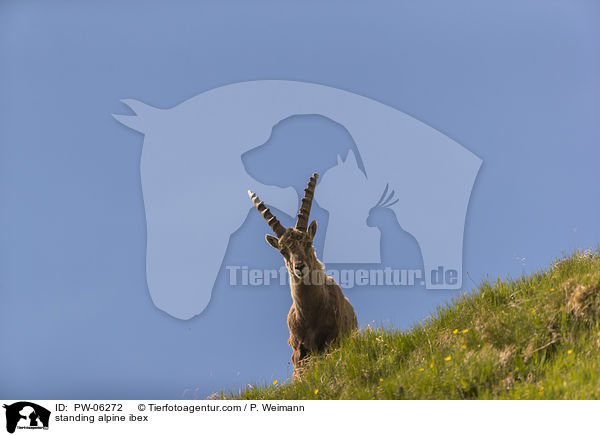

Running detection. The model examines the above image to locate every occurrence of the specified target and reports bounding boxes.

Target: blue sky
[0,0,599,399]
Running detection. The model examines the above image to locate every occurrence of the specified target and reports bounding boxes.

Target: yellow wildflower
[444,356,451,361]
[418,368,424,372]
[462,329,469,334]
[314,389,319,395]
[379,378,383,382]
[430,363,434,368]
[273,380,278,386]
[452,329,458,334]
[567,349,573,355]
[461,345,467,349]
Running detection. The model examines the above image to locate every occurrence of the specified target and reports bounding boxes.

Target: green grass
[225,249,600,399]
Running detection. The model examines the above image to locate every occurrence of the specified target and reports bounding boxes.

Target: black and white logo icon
[3,402,50,434]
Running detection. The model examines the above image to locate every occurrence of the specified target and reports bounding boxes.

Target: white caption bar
[0,400,593,436]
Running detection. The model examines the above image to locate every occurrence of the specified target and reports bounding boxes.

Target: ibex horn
[248,190,286,238]
[295,173,319,232]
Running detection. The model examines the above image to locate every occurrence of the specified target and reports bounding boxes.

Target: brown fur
[266,222,358,379]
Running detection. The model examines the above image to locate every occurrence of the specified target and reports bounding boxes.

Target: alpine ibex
[249,173,358,379]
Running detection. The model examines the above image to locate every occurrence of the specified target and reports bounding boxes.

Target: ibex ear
[308,220,317,240]
[265,234,280,250]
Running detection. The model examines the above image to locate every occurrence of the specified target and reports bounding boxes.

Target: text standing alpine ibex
[249,173,358,379]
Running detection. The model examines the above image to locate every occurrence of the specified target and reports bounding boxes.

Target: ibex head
[249,173,319,280]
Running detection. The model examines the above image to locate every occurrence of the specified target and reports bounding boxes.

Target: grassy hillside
[225,249,600,399]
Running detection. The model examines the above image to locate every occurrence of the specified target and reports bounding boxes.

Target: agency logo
[3,402,50,433]
[113,80,482,320]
